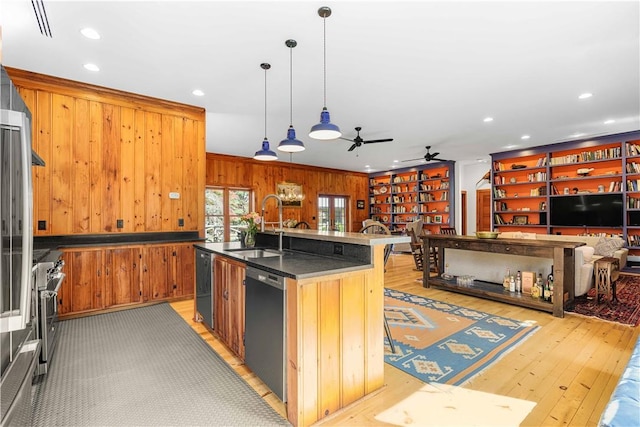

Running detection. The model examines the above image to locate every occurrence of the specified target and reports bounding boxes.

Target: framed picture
[513,215,529,225]
[276,182,303,207]
[356,200,365,210]
[434,215,443,223]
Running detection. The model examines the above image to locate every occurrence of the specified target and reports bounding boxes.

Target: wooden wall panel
[73,98,91,233]
[120,107,136,231]
[101,104,121,232]
[89,101,104,234]
[8,67,206,237]
[161,115,174,231]
[205,153,369,232]
[144,112,162,231]
[133,110,146,231]
[172,117,184,229]
[50,94,74,234]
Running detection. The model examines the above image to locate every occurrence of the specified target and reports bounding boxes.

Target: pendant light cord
[264,66,268,139]
[289,46,293,126]
[322,15,327,109]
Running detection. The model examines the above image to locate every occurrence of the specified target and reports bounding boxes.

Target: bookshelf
[490,131,640,253]
[368,161,455,234]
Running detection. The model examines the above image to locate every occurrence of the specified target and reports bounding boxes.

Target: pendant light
[309,6,341,140]
[278,39,305,153]
[253,63,278,161]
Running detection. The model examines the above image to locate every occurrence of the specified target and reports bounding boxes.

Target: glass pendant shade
[254,138,278,161]
[278,126,305,152]
[309,108,341,140]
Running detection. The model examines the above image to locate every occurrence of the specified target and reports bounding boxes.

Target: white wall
[455,161,491,235]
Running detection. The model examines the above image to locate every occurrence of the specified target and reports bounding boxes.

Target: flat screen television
[550,193,623,227]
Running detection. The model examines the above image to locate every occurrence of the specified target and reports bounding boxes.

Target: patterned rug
[384,289,540,386]
[567,274,640,326]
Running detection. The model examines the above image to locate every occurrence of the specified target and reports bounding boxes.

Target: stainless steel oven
[33,250,64,376]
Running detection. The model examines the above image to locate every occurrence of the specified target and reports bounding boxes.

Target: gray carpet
[31,303,289,426]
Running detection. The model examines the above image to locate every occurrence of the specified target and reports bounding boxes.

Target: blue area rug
[384,289,540,386]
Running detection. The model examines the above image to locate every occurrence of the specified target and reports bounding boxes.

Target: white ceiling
[1,1,639,173]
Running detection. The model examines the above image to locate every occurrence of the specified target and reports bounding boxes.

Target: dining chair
[293,221,311,229]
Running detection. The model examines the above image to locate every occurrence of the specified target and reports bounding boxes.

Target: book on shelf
[627,142,640,157]
[494,213,505,224]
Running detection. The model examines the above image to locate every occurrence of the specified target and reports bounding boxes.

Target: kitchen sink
[227,248,283,259]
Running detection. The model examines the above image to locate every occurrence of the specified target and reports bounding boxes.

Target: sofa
[498,232,627,297]
[599,336,640,427]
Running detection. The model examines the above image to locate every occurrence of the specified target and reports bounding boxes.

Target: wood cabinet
[58,242,197,318]
[491,131,640,249]
[213,255,246,359]
[58,249,104,315]
[104,247,141,307]
[368,161,455,234]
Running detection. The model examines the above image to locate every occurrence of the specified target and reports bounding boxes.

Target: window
[205,187,252,242]
[318,195,348,231]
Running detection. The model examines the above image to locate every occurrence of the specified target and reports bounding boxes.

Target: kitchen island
[195,229,408,427]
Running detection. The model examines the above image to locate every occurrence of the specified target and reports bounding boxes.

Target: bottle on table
[533,273,543,299]
[509,274,516,293]
[516,271,522,293]
[548,270,554,303]
[503,268,511,290]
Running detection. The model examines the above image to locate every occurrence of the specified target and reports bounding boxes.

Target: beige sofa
[498,232,627,296]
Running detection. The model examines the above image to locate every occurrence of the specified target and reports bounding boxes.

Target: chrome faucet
[261,194,284,251]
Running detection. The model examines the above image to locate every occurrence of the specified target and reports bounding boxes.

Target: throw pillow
[594,237,624,257]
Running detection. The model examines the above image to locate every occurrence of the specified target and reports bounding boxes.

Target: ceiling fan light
[278,127,306,152]
[309,108,341,140]
[254,138,278,161]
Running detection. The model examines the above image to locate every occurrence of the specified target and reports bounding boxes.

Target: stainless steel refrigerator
[0,65,41,426]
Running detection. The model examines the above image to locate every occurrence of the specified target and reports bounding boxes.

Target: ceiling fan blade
[348,143,357,152]
[430,152,440,158]
[363,138,394,144]
[339,137,354,142]
[402,157,425,162]
[432,157,450,162]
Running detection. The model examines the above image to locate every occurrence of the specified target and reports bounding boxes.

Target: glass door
[318,195,348,231]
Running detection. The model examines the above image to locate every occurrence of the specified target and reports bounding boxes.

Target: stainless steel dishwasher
[244,266,287,402]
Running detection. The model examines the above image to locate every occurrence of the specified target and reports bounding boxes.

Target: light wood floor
[170,253,639,426]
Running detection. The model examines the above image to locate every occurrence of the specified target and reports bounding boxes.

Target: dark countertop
[34,232,203,250]
[195,242,372,280]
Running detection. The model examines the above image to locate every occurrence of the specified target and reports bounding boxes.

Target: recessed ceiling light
[578,93,593,99]
[604,119,615,124]
[521,135,530,140]
[83,63,100,72]
[192,89,205,96]
[364,165,370,168]
[80,28,101,40]
[483,117,494,123]
[393,160,399,163]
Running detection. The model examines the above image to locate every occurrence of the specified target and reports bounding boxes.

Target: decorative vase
[245,231,256,248]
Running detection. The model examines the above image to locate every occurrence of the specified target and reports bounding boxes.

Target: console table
[422,235,585,318]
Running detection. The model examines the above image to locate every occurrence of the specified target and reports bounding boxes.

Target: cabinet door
[141,245,172,301]
[213,257,228,342]
[227,260,246,359]
[59,249,104,314]
[172,243,195,297]
[105,247,141,307]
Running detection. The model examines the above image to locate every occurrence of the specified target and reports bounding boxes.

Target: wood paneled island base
[422,235,585,317]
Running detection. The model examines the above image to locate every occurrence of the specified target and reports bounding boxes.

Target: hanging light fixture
[278,153,306,203]
[278,39,305,153]
[253,63,278,161]
[309,6,341,140]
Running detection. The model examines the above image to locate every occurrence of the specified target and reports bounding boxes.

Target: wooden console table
[422,235,585,318]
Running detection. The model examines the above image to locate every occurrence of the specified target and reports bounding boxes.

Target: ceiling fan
[403,146,450,162]
[340,127,393,152]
